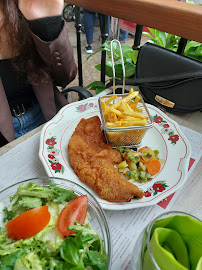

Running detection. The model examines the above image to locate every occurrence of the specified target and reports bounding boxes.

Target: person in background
[0,0,77,147]
[119,20,136,42]
[119,29,129,43]
[83,9,110,54]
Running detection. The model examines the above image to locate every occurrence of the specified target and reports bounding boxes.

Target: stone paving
[65,21,148,100]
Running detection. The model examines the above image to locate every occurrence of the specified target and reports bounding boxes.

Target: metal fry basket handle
[110,39,126,95]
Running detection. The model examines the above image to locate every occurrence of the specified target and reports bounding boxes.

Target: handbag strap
[106,70,202,89]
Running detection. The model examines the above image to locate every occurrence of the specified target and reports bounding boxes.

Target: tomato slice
[57,195,88,237]
[6,206,50,240]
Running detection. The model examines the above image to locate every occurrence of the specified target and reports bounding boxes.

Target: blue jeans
[12,103,46,139]
[119,29,129,42]
[84,11,110,45]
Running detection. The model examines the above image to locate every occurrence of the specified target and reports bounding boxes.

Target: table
[0,98,201,269]
[0,106,201,218]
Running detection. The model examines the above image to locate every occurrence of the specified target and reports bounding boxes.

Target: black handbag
[135,42,202,113]
[109,42,202,113]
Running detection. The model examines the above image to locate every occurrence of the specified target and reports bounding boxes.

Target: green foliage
[86,0,202,93]
[184,41,202,61]
[144,27,202,62]
[85,81,106,94]
[143,28,180,51]
[85,41,137,93]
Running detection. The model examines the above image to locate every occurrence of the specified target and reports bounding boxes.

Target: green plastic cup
[130,211,202,270]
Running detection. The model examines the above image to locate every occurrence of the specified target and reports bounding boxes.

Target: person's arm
[18,0,77,87]
[27,15,63,42]
[29,23,77,87]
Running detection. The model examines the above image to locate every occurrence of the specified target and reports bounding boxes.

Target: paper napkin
[143,215,202,270]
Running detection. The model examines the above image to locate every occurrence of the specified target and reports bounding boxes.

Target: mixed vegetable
[116,146,163,183]
[0,182,108,270]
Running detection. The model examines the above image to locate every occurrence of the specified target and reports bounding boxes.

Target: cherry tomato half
[6,205,50,240]
[57,195,88,237]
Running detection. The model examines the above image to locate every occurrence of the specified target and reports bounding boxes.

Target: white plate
[39,97,191,210]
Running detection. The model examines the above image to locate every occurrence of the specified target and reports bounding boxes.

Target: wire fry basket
[98,39,153,148]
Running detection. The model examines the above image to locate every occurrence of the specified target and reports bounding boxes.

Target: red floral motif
[51,163,62,170]
[152,183,165,192]
[46,138,56,146]
[154,116,163,123]
[168,134,179,143]
[48,154,55,159]
[145,181,168,196]
[76,102,96,113]
[78,105,86,111]
[144,191,151,197]
[152,114,179,145]
[46,137,64,174]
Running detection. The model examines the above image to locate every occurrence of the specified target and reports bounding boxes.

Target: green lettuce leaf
[0,250,24,270]
[14,252,43,270]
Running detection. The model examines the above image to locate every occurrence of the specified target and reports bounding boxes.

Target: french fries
[101,88,148,128]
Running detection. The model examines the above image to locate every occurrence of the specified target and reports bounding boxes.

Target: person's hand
[18,0,64,20]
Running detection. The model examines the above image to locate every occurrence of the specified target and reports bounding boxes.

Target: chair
[61,85,93,101]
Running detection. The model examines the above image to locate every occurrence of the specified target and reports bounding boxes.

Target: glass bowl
[0,177,112,269]
[130,211,202,270]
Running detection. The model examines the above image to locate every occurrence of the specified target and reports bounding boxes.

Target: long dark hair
[0,0,49,84]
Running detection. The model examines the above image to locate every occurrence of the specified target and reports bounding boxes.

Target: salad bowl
[0,177,112,270]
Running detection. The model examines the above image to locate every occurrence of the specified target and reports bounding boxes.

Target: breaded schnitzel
[68,116,144,202]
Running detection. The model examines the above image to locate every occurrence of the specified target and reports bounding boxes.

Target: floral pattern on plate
[39,98,191,210]
[152,114,180,145]
[144,181,169,197]
[76,102,99,113]
[45,137,64,174]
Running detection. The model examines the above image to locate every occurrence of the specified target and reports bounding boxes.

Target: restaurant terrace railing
[64,0,202,43]
[63,0,202,88]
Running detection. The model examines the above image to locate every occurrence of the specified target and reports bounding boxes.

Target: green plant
[143,0,202,61]
[85,41,138,94]
[143,28,202,62]
[86,0,202,94]
[142,28,180,51]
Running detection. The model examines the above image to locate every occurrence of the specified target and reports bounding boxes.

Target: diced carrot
[125,155,129,162]
[138,147,148,153]
[147,158,161,175]
[139,147,155,163]
[140,157,148,164]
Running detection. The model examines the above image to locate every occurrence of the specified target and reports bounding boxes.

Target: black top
[0,15,63,106]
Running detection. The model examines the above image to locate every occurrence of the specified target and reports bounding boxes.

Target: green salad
[0,182,108,270]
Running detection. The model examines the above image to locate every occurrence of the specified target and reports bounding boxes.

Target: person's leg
[119,29,129,42]
[98,14,110,41]
[84,10,95,53]
[12,104,46,139]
